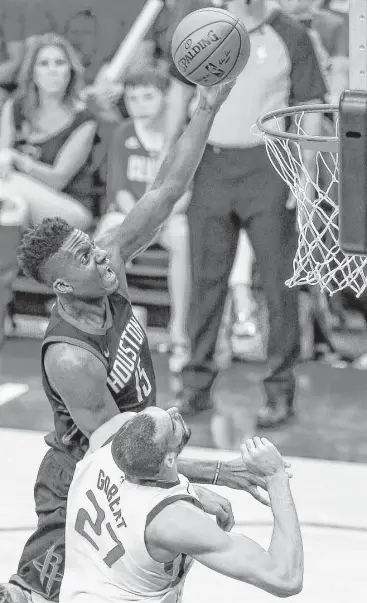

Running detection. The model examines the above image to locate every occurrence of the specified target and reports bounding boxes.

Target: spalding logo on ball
[172,8,251,87]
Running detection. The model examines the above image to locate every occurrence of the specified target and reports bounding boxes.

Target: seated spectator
[96,68,191,371]
[0,0,26,110]
[0,33,98,347]
[23,0,157,121]
[0,33,98,227]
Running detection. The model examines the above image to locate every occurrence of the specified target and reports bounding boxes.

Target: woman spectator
[0,33,98,348]
[0,33,97,229]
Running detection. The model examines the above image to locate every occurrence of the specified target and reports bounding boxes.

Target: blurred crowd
[0,0,356,427]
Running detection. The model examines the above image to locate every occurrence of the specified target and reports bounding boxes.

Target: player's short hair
[18,217,74,285]
[112,413,170,479]
[124,67,170,93]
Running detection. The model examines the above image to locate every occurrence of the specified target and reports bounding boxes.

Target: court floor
[1,428,366,603]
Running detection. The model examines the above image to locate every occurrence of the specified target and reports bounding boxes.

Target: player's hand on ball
[194,486,235,531]
[198,78,236,111]
[240,438,291,480]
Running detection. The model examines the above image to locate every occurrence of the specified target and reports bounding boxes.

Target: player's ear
[53,278,73,295]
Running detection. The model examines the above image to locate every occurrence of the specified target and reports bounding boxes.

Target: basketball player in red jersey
[0,81,277,603]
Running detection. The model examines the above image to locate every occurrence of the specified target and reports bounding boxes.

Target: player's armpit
[146,502,300,598]
[44,343,120,439]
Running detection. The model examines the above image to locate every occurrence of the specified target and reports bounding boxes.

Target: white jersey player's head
[111,407,191,484]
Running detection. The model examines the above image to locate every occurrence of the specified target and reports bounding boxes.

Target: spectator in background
[227,0,349,360]
[0,34,97,226]
[0,34,97,347]
[156,0,260,359]
[277,0,349,103]
[97,68,191,371]
[0,0,26,109]
[0,0,158,349]
[24,0,157,116]
[278,0,349,363]
[165,0,327,429]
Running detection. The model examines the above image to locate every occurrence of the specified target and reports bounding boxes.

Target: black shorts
[10,448,76,602]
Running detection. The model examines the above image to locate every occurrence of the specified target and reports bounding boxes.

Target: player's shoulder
[150,496,208,534]
[147,499,203,538]
[44,341,106,380]
[146,498,224,555]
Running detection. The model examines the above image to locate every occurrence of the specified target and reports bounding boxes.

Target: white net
[256,107,367,297]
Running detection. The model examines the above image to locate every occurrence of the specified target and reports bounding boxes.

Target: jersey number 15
[75,489,125,567]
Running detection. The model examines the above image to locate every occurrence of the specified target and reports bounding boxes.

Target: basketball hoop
[256,104,367,297]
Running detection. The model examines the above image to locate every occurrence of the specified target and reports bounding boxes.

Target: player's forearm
[178,457,218,484]
[150,94,217,202]
[267,473,304,590]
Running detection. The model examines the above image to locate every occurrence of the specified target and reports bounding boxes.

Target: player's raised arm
[147,439,303,598]
[106,81,235,264]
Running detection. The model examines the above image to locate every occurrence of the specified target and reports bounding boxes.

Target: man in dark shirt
[162,0,327,428]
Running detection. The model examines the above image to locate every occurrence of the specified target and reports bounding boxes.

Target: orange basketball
[171,7,251,87]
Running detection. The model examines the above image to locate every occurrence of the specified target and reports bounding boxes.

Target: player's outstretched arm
[147,484,303,598]
[177,453,293,507]
[103,81,235,264]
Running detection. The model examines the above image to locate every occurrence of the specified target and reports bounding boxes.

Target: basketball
[171,8,251,87]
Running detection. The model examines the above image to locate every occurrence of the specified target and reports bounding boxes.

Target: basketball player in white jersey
[60,409,303,603]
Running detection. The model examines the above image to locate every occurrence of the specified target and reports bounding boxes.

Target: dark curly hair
[18,218,74,285]
[112,413,170,479]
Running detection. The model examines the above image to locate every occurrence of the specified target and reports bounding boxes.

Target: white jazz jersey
[60,443,201,603]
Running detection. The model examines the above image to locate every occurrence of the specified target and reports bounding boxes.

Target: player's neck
[58,296,107,328]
